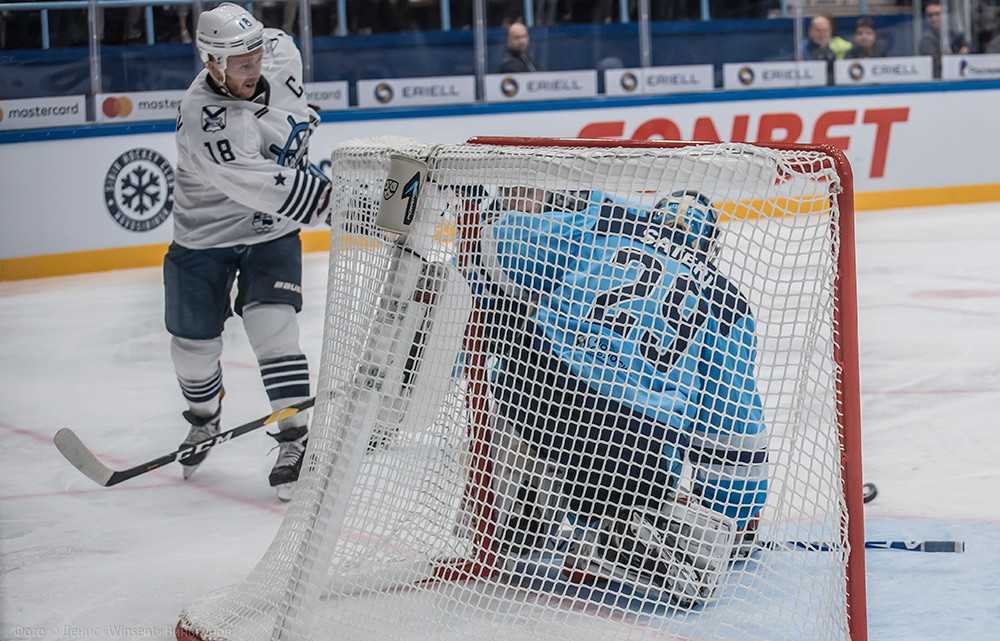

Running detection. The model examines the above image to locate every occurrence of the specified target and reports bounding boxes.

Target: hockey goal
[177,137,865,641]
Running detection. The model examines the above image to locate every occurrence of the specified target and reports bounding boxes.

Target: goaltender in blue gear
[468,187,768,530]
[164,2,330,500]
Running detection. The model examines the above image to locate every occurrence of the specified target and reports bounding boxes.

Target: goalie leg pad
[563,494,737,609]
[493,417,568,556]
[362,250,473,450]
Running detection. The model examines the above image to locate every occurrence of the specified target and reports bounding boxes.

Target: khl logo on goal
[104,148,175,232]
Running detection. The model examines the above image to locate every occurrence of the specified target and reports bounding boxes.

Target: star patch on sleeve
[274,173,287,186]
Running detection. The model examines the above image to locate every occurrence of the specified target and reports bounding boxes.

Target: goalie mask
[652,190,719,255]
[196,2,264,77]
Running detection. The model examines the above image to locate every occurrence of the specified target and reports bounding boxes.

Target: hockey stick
[53,397,316,487]
[763,540,965,553]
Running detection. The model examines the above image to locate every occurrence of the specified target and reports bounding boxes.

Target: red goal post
[177,136,866,641]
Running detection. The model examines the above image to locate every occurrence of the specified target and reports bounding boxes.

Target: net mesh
[179,137,860,641]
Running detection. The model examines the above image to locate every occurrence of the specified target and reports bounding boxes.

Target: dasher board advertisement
[942,54,1000,81]
[834,57,933,85]
[722,61,827,90]
[604,65,715,96]
[0,95,86,130]
[485,70,597,102]
[357,76,476,109]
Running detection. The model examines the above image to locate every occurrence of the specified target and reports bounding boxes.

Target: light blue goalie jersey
[473,191,767,526]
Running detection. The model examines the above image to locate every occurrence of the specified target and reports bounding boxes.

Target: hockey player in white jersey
[165,3,329,500]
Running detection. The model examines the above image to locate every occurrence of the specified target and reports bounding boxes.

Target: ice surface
[2,203,999,641]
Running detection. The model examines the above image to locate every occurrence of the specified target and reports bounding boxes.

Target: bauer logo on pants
[103,148,175,232]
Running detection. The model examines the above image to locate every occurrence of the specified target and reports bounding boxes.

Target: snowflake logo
[104,148,174,232]
[120,166,162,215]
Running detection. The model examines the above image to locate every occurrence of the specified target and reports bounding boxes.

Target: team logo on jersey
[103,148,174,232]
[269,115,311,168]
[202,106,227,132]
[384,179,399,200]
[253,211,276,234]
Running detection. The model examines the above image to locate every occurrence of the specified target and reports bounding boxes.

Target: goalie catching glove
[563,494,738,609]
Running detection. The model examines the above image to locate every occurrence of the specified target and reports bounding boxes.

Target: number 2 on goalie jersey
[586,246,709,373]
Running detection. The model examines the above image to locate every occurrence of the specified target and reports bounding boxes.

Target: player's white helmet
[195,2,264,74]
[653,190,718,255]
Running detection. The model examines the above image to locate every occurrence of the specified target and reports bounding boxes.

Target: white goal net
[177,137,866,641]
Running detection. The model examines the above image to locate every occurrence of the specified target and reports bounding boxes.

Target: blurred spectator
[49,7,88,47]
[804,15,851,62]
[498,21,540,72]
[282,1,299,34]
[651,0,697,21]
[919,2,970,77]
[176,5,193,43]
[973,0,1000,53]
[845,16,887,58]
[346,0,412,33]
[535,0,559,25]
[804,15,850,84]
[99,6,145,44]
[152,5,193,43]
[273,0,339,36]
[711,0,774,19]
[497,0,526,26]
[0,2,42,49]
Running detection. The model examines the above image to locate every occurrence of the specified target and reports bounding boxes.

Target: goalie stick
[53,397,316,488]
[763,540,965,553]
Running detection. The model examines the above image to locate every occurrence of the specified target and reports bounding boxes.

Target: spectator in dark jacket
[498,22,540,73]
[845,17,888,58]
[918,2,970,77]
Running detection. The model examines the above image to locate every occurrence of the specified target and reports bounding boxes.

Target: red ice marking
[2,481,186,501]
[0,420,286,516]
[912,289,1000,299]
[0,420,55,446]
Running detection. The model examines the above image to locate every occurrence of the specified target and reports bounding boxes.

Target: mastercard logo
[102,96,134,118]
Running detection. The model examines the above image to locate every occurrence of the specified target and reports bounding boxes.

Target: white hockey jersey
[172,29,328,249]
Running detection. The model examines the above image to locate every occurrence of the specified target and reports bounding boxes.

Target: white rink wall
[1,82,999,279]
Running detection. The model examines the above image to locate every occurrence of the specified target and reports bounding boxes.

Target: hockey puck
[862,482,878,504]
